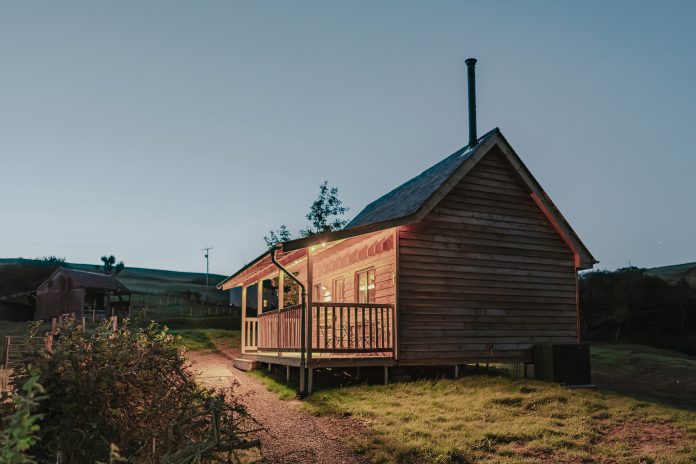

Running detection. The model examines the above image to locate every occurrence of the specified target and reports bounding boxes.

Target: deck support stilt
[268,363,272,371]
[286,365,290,383]
[454,364,459,379]
[308,368,314,395]
[384,366,389,385]
[299,366,306,395]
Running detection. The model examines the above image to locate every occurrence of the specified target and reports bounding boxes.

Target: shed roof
[43,268,130,293]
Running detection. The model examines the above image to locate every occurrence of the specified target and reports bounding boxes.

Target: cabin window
[355,268,376,303]
[313,283,331,302]
[333,277,345,302]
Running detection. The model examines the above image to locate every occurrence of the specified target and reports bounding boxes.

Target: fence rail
[256,302,395,355]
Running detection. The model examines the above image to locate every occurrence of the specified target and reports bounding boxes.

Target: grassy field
[248,345,696,463]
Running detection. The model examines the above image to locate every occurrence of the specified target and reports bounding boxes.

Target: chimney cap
[465,57,477,65]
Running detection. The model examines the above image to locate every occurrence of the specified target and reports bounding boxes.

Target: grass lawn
[248,344,696,463]
[247,369,298,400]
[303,375,696,463]
[171,328,240,353]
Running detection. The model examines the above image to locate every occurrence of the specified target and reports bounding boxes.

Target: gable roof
[281,128,596,269]
[40,267,130,293]
[346,128,499,229]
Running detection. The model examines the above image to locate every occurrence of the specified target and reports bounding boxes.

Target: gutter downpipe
[270,246,307,396]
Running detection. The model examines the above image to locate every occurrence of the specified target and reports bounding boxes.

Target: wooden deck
[241,302,396,368]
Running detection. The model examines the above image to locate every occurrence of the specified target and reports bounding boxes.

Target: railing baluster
[324,308,329,349]
[347,306,351,350]
[339,305,344,349]
[368,306,373,349]
[360,306,367,350]
[386,306,391,349]
[331,307,336,351]
[380,306,385,349]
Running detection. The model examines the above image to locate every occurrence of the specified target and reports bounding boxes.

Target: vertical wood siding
[397,147,578,363]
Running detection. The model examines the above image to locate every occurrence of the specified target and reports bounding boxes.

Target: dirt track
[189,349,366,464]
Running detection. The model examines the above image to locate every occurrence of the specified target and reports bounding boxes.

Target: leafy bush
[0,372,45,464]
[10,320,260,463]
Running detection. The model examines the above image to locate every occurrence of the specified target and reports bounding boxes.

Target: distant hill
[646,262,696,288]
[0,258,230,303]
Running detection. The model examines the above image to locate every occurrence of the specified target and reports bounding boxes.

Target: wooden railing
[242,318,258,352]
[256,302,395,355]
[312,303,394,353]
[258,304,302,352]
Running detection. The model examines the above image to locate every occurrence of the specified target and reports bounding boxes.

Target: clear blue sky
[1,1,695,276]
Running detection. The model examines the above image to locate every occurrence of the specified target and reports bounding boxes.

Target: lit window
[333,278,345,302]
[356,269,376,303]
[313,283,331,302]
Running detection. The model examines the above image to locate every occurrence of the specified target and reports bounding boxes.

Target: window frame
[332,277,345,303]
[355,267,376,304]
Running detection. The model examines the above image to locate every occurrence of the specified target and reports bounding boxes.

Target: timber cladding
[311,229,396,305]
[397,146,578,363]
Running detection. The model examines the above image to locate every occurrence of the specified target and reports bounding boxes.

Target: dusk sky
[1,1,695,276]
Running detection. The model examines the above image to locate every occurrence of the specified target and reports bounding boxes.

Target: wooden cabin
[218,60,595,393]
[35,268,131,321]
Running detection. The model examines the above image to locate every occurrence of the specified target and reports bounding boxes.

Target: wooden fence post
[51,318,57,334]
[112,316,117,332]
[3,337,10,368]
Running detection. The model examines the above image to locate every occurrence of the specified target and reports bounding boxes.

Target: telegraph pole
[202,247,213,302]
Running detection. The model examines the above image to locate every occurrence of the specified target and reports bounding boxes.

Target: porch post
[257,278,264,315]
[306,248,314,364]
[241,286,247,354]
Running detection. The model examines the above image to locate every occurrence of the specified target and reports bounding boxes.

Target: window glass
[313,283,331,302]
[356,269,376,303]
[333,278,345,302]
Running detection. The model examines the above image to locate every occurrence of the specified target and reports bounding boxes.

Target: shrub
[11,320,261,463]
[0,372,45,464]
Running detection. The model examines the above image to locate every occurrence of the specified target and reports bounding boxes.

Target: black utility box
[533,343,591,385]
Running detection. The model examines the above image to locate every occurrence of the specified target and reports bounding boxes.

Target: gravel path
[189,350,367,464]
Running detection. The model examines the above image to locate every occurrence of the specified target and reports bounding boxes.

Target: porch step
[233,357,260,372]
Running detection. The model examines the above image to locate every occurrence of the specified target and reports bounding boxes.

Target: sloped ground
[592,344,696,408]
[189,348,366,464]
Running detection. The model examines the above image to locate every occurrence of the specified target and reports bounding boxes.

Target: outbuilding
[35,267,131,321]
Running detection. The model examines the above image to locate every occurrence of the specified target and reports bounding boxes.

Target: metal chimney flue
[465,57,477,146]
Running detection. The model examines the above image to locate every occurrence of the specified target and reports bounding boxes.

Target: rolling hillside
[0,258,230,303]
[647,261,696,287]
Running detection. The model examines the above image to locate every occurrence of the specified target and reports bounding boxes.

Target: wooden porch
[241,301,396,368]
